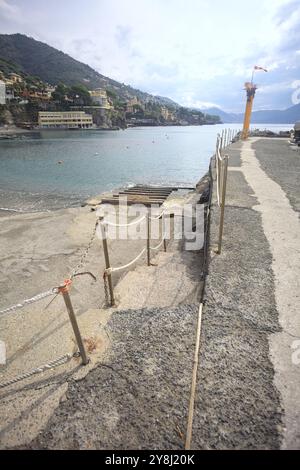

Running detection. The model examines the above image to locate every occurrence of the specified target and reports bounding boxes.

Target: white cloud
[0,0,20,19]
[0,0,299,111]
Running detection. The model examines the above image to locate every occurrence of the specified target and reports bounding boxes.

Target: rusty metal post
[99,218,115,306]
[217,155,229,254]
[162,214,167,252]
[60,283,88,365]
[217,136,222,197]
[147,212,151,266]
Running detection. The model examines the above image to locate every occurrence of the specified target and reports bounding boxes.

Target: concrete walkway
[193,138,300,449]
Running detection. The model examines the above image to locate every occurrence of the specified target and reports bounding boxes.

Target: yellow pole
[242,83,256,140]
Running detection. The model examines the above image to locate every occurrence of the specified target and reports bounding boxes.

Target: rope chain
[0,352,79,389]
[0,288,58,317]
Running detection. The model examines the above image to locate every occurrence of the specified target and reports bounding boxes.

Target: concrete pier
[193,137,300,449]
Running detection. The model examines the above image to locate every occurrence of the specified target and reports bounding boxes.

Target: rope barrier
[185,302,204,449]
[105,247,146,275]
[103,215,146,228]
[215,131,231,207]
[149,209,167,221]
[0,352,77,389]
[0,288,58,317]
[150,234,167,251]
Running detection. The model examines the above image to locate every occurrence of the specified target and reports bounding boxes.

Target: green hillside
[0,33,176,106]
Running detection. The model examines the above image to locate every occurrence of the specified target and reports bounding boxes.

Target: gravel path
[28,304,198,450]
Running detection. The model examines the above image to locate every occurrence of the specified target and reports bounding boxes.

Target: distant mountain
[200,107,239,124]
[0,33,177,106]
[201,104,300,124]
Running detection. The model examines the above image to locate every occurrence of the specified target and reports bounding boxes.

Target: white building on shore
[38,111,93,129]
[0,81,5,105]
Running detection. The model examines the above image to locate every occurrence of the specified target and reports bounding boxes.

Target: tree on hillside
[106,89,117,100]
[68,84,92,106]
[52,83,69,104]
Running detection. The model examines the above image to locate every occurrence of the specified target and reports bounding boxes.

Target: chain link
[70,218,100,279]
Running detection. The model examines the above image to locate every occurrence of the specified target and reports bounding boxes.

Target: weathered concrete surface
[243,139,300,449]
[0,205,169,448]
[252,139,300,214]
[28,304,198,450]
[192,137,299,449]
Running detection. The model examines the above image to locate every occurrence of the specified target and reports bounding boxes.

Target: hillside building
[5,86,14,102]
[89,89,111,109]
[161,106,175,121]
[126,96,144,114]
[38,111,93,129]
[9,73,23,84]
[0,80,5,105]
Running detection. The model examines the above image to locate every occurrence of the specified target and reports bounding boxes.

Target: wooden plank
[113,195,167,201]
[119,191,170,198]
[135,185,174,189]
[100,197,164,206]
[123,188,172,194]
[134,185,194,191]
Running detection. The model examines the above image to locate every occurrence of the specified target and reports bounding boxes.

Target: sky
[0,0,299,112]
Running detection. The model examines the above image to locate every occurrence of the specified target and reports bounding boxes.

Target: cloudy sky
[0,0,299,111]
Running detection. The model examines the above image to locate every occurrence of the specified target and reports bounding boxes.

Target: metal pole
[217,136,222,198]
[217,155,229,254]
[162,214,167,252]
[100,218,115,306]
[147,212,151,266]
[60,287,88,365]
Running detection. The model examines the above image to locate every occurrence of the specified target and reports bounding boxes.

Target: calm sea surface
[0,124,291,213]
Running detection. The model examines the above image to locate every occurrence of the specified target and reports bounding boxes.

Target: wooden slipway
[99,185,194,206]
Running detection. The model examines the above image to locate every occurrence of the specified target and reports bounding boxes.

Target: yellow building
[161,106,175,121]
[89,89,111,109]
[126,96,143,113]
[38,111,93,129]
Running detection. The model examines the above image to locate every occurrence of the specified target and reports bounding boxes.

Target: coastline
[0,126,31,137]
[0,121,223,138]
